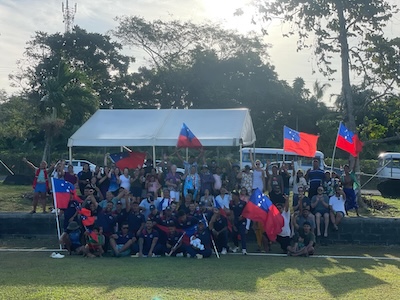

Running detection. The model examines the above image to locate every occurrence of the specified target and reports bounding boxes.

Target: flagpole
[331,122,341,173]
[51,178,62,250]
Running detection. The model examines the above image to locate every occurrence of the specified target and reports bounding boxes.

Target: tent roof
[67,108,256,147]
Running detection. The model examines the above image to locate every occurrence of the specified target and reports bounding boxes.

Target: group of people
[23,148,360,258]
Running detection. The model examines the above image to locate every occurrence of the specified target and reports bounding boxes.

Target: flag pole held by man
[242,188,284,242]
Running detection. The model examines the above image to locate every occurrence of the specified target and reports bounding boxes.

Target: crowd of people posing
[23,149,359,258]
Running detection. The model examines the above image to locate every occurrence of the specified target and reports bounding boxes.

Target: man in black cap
[59,221,86,255]
[185,220,212,259]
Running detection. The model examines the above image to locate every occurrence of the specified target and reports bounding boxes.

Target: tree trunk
[336,0,365,208]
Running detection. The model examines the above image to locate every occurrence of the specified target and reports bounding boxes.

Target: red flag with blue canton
[51,178,81,209]
[336,123,363,157]
[177,123,203,149]
[242,188,284,242]
[283,126,318,158]
[109,152,146,170]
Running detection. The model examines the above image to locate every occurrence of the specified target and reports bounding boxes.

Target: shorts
[116,244,131,257]
[34,182,47,193]
[333,211,345,217]
[314,209,329,216]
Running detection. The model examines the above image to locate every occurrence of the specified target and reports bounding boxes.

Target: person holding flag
[185,220,212,259]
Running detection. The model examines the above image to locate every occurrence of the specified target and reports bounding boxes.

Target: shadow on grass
[0,252,399,297]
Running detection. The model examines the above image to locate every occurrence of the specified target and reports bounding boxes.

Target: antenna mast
[62,0,77,33]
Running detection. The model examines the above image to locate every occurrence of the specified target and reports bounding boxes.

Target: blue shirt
[139,229,159,252]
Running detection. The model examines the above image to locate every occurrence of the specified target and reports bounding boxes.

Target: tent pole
[68,147,72,163]
[152,146,156,168]
[240,144,243,169]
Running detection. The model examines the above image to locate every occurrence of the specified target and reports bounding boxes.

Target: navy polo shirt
[127,212,145,234]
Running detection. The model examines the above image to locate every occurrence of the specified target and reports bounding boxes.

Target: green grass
[0,252,400,299]
[0,183,34,212]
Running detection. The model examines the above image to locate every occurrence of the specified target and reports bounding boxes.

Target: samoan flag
[283,126,319,158]
[242,188,284,242]
[109,151,146,170]
[52,178,81,209]
[177,123,203,149]
[75,205,96,227]
[336,123,363,157]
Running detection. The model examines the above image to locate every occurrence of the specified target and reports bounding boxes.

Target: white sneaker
[196,254,203,259]
[221,248,227,255]
[176,253,184,257]
[51,252,65,259]
[242,249,247,255]
[231,246,239,253]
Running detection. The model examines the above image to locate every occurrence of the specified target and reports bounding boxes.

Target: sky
[1,0,399,105]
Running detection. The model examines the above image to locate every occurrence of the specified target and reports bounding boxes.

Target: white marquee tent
[67,108,256,162]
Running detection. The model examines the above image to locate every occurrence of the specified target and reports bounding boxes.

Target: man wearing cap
[230,190,250,255]
[147,205,161,224]
[59,221,86,255]
[109,223,136,257]
[287,221,316,256]
[185,220,212,259]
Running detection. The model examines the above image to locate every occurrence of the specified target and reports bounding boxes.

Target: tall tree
[249,0,397,134]
[10,26,134,109]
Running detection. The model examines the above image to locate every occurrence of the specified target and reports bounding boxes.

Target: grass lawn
[0,251,400,300]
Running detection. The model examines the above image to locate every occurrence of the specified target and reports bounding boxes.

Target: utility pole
[62,0,77,33]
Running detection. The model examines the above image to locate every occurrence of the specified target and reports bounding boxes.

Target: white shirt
[279,209,291,237]
[329,195,346,213]
[290,176,308,194]
[252,169,264,190]
[119,174,131,190]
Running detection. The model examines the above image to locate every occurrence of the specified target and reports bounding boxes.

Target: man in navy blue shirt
[230,190,249,255]
[113,200,129,232]
[306,159,325,199]
[185,220,212,259]
[96,201,116,253]
[62,196,80,232]
[175,210,199,231]
[134,220,163,257]
[165,224,185,257]
[127,202,145,238]
[209,207,229,254]
[109,223,136,257]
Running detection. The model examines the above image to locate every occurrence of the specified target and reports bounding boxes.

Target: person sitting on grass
[85,226,105,258]
[165,224,185,257]
[109,223,136,257]
[59,221,86,255]
[23,157,55,214]
[329,186,347,231]
[287,222,315,257]
[133,220,163,257]
[185,220,212,259]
